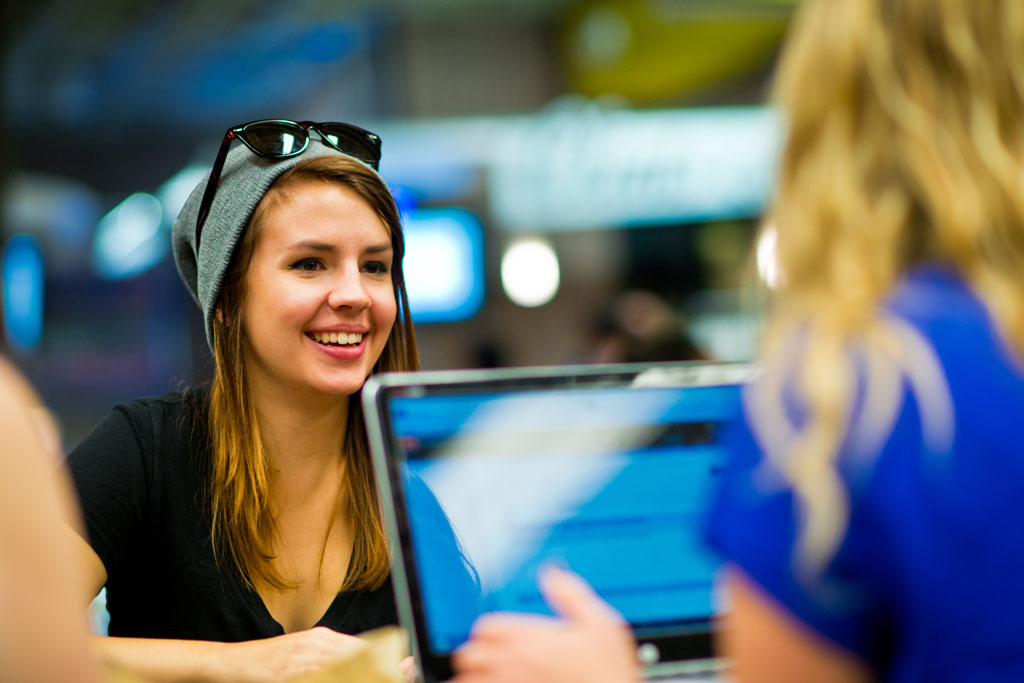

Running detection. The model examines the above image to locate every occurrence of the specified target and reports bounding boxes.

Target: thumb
[539,566,624,625]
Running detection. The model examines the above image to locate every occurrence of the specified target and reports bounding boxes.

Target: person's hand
[220,626,369,681]
[451,567,642,683]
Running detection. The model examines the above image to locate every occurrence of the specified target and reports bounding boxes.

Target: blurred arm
[718,566,873,683]
[67,531,373,683]
[0,361,101,683]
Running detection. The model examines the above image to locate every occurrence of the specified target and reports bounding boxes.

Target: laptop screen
[363,363,751,681]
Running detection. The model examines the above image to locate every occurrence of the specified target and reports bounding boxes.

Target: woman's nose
[326,268,371,311]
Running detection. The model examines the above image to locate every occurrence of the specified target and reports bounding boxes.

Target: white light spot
[756,223,782,289]
[501,238,560,308]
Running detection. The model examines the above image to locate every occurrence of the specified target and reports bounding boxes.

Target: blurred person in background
[452,1,1024,681]
[586,289,706,365]
[0,354,100,683]
[63,122,419,682]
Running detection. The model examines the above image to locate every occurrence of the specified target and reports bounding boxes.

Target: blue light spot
[389,183,419,218]
[2,235,45,352]
[403,208,485,324]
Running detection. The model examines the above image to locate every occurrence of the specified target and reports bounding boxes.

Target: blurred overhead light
[93,193,166,280]
[157,165,210,224]
[501,238,560,308]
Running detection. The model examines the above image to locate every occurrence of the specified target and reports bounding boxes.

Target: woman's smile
[305,329,367,361]
[309,331,364,347]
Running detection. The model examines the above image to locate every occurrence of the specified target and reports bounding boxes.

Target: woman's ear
[215,307,227,325]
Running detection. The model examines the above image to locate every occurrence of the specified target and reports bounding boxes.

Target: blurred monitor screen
[403,208,484,324]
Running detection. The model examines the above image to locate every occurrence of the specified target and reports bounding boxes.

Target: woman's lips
[306,332,366,360]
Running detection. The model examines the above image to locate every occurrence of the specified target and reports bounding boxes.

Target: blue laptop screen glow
[388,383,738,653]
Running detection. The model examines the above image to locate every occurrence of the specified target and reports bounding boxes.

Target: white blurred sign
[488,104,781,231]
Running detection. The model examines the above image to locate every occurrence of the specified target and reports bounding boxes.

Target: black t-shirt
[65,389,397,641]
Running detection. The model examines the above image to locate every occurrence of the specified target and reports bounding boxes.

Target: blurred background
[1,0,795,449]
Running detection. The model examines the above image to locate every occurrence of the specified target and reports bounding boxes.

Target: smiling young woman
[64,132,419,682]
[209,159,411,607]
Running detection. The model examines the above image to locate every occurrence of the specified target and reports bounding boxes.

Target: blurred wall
[1,0,792,448]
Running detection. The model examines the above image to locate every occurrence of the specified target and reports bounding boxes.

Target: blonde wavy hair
[751,0,1024,574]
[207,155,418,592]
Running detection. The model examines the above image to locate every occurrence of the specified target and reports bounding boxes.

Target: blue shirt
[706,267,1024,681]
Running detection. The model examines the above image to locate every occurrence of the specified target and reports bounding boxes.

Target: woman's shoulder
[89,386,211,456]
[885,264,988,331]
[885,264,1022,393]
[113,386,209,421]
[68,386,212,485]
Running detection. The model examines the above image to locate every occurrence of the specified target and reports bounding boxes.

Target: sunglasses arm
[193,129,239,246]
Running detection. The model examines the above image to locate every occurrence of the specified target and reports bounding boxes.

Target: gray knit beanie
[172,139,385,351]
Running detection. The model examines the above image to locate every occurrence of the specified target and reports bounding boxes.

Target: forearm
[94,626,369,683]
[94,636,232,683]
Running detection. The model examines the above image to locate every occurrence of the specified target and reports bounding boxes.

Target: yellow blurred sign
[562,0,792,103]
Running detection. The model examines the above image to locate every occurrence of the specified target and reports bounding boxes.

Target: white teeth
[312,332,363,346]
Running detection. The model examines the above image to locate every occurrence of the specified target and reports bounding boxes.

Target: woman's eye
[290,258,324,273]
[363,261,390,275]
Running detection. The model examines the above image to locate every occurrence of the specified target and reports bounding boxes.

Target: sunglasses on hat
[194,119,382,248]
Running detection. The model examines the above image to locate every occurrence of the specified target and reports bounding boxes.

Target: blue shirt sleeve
[704,392,907,666]
[706,268,1024,680]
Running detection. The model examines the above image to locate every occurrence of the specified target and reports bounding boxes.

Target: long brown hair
[753,0,1024,573]
[207,155,419,591]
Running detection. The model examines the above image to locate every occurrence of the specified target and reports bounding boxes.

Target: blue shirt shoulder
[705,267,1024,681]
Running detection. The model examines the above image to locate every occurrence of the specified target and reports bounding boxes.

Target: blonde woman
[451,1,1024,681]
[65,122,418,682]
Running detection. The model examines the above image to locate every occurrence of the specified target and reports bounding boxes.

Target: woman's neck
[247,373,351,504]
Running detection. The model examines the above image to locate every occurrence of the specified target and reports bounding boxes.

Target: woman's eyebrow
[285,240,335,252]
[284,241,393,254]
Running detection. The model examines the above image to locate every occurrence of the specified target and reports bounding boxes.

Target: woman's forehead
[252,181,392,249]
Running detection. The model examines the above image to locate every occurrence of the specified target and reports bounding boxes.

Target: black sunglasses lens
[239,122,307,157]
[318,124,381,168]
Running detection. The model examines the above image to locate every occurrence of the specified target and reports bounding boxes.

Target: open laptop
[362,361,754,683]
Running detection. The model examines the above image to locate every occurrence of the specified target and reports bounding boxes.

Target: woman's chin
[311,378,367,398]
